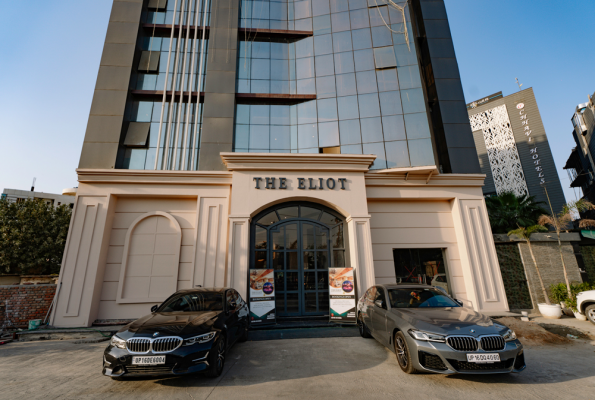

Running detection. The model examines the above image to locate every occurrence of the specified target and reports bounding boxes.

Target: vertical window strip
[155,0,181,170]
[172,0,196,170]
[191,0,210,170]
[163,0,189,170]
[181,0,202,170]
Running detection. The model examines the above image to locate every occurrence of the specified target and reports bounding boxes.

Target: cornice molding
[76,169,232,185]
[365,172,487,187]
[366,165,439,176]
[220,152,376,172]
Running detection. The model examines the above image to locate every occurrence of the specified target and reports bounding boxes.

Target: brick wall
[0,285,56,328]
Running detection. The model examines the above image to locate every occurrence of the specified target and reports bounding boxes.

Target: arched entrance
[250,202,347,317]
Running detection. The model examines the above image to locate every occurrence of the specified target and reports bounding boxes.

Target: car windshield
[387,288,459,308]
[158,292,223,312]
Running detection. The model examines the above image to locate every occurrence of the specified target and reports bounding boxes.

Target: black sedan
[103,287,249,379]
[357,284,526,374]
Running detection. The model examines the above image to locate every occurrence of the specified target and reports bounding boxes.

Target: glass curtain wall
[234,0,435,169]
[122,0,211,170]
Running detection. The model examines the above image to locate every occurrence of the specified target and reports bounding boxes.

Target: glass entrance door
[272,221,330,317]
[251,203,346,319]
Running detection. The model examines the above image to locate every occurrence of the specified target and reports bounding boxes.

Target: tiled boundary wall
[0,285,56,328]
[494,233,582,309]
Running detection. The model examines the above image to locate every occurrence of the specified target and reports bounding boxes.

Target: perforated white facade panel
[469,105,529,196]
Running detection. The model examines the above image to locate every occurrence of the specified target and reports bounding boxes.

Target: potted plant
[550,282,573,316]
[551,282,594,320]
[508,225,562,318]
[567,297,587,321]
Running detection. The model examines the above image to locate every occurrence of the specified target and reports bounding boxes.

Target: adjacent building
[51,0,511,327]
[467,88,565,214]
[564,92,595,203]
[1,188,76,207]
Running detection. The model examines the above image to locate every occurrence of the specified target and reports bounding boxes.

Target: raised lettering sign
[254,177,347,190]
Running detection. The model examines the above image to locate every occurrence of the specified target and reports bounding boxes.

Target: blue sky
[1,1,594,204]
[445,0,595,202]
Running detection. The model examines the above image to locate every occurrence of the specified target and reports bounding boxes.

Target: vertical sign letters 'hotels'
[517,103,545,185]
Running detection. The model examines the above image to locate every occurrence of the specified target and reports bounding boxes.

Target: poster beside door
[329,267,356,323]
[249,269,276,325]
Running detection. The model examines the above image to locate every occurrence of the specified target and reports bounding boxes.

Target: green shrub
[551,282,595,311]
[0,198,71,275]
[549,282,569,304]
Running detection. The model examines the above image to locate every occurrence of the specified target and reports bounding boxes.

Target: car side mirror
[151,305,158,313]
[374,300,385,309]
[229,300,237,310]
[454,299,463,306]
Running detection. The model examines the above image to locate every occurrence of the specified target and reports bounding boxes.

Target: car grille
[152,337,183,353]
[126,365,174,375]
[127,338,151,353]
[480,335,505,351]
[418,351,448,371]
[446,336,478,351]
[125,337,183,354]
[447,358,514,372]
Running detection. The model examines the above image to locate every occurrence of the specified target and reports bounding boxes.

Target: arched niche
[116,211,182,304]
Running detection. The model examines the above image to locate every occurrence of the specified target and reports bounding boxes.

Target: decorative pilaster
[451,198,509,312]
[346,216,375,296]
[227,216,250,300]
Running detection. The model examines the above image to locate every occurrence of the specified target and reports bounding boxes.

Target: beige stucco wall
[222,153,378,301]
[365,171,509,313]
[51,170,232,327]
[51,154,510,327]
[368,200,465,297]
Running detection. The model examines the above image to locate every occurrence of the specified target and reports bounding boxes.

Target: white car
[431,273,449,294]
[577,290,595,325]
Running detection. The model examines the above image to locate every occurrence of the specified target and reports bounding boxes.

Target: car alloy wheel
[238,324,249,342]
[395,336,408,367]
[394,331,417,374]
[586,305,595,325]
[216,339,225,372]
[358,313,371,338]
[206,336,226,378]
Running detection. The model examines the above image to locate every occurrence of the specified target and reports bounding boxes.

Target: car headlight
[183,332,216,346]
[110,335,126,349]
[502,329,517,342]
[408,329,446,342]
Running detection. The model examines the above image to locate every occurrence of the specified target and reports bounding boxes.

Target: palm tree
[538,199,595,299]
[508,225,550,304]
[486,191,549,234]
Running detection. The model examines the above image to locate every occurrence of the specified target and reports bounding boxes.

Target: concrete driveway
[1,336,594,400]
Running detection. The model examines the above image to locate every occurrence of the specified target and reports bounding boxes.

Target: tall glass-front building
[234,0,434,171]
[53,0,512,330]
[108,0,478,174]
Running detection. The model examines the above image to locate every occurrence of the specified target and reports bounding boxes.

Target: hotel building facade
[51,0,510,327]
[467,89,565,214]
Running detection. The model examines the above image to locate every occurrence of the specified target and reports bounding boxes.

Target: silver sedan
[357,284,525,374]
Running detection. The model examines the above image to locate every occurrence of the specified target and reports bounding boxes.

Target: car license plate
[466,353,500,363]
[132,356,166,365]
